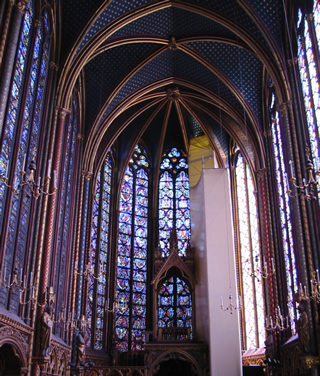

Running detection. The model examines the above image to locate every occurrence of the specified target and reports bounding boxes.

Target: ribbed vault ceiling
[58,0,287,174]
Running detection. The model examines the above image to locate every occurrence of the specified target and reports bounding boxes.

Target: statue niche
[77,315,87,366]
[40,287,55,357]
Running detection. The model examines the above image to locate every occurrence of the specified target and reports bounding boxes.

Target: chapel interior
[0,0,320,375]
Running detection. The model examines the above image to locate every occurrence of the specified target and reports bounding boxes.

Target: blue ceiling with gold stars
[60,0,285,166]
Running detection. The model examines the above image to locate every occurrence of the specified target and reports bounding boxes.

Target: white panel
[191,169,242,376]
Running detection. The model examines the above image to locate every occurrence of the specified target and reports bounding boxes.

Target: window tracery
[158,274,192,339]
[270,91,297,333]
[115,145,149,352]
[235,153,265,349]
[87,153,112,349]
[0,2,33,229]
[297,2,320,176]
[0,3,53,312]
[51,93,79,339]
[159,147,190,258]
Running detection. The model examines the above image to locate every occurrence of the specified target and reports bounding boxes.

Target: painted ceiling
[58,0,286,172]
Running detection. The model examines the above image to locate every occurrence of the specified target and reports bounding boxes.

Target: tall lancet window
[115,145,149,352]
[235,152,265,349]
[159,147,190,257]
[270,91,298,332]
[52,93,79,338]
[87,153,112,349]
[297,2,320,175]
[0,3,53,311]
[0,2,33,238]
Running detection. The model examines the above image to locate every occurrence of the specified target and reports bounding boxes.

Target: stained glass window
[158,275,192,339]
[297,3,320,180]
[159,148,190,257]
[87,153,112,349]
[115,145,149,352]
[314,1,320,52]
[235,153,265,349]
[52,94,79,338]
[270,91,297,333]
[0,3,53,311]
[0,2,33,232]
[6,10,52,314]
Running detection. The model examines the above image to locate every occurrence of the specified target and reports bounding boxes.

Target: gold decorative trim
[0,312,33,335]
[304,355,320,369]
[82,170,93,180]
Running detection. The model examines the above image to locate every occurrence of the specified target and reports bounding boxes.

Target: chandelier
[105,297,128,314]
[245,255,275,282]
[265,306,290,332]
[297,271,320,303]
[221,290,241,314]
[285,147,320,201]
[0,151,57,199]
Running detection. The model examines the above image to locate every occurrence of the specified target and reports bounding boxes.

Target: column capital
[256,168,267,179]
[276,100,292,115]
[82,170,93,181]
[287,57,298,67]
[15,0,27,13]
[56,106,71,119]
[34,19,41,28]
[49,62,59,71]
[307,13,313,22]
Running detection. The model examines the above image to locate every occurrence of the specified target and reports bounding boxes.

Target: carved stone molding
[36,338,71,375]
[0,311,32,335]
[167,87,180,101]
[144,344,208,376]
[0,325,29,367]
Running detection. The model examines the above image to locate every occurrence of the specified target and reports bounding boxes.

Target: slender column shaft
[0,1,26,136]
[71,174,91,367]
[33,108,70,366]
[0,0,14,69]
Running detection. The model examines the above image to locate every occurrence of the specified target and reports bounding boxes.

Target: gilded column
[71,171,92,368]
[32,107,70,376]
[0,0,14,68]
[0,0,27,136]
